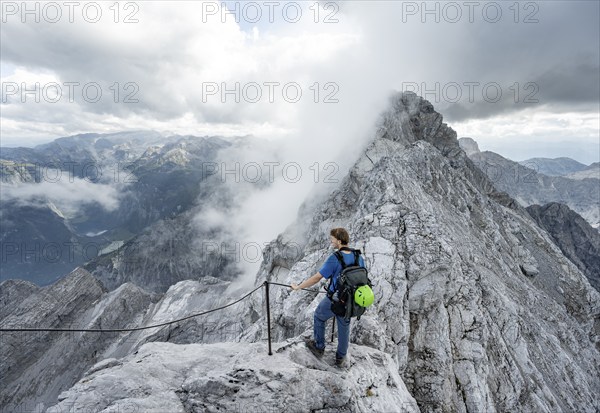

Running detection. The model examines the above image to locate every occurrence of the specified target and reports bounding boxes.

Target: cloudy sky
[1,0,599,164]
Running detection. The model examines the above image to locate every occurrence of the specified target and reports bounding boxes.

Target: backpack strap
[335,247,362,267]
[328,251,346,296]
[352,250,360,266]
[334,250,347,269]
[328,249,351,296]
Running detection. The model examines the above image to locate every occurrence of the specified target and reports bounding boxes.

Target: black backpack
[326,247,372,321]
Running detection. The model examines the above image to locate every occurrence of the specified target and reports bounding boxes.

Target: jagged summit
[2,92,599,412]
[458,137,481,156]
[375,91,461,159]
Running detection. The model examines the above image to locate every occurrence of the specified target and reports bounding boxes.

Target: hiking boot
[335,357,345,367]
[306,340,324,358]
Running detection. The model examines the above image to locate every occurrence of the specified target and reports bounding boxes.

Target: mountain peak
[377,91,459,151]
[458,137,481,156]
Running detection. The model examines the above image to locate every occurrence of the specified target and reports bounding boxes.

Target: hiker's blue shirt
[319,250,365,293]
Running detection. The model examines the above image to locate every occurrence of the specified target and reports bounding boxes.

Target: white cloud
[1,1,364,145]
[1,174,123,216]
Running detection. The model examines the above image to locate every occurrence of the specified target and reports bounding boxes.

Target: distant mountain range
[1,132,237,285]
[517,156,599,180]
[459,137,599,231]
[517,157,590,177]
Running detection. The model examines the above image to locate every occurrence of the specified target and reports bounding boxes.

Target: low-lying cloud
[1,174,122,216]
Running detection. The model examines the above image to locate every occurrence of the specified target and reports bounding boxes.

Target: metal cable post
[264,281,273,355]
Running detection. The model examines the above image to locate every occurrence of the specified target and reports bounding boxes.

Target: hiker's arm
[291,272,323,291]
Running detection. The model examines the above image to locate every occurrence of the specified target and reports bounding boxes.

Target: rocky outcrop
[0,279,39,320]
[51,341,419,413]
[112,277,260,350]
[0,268,156,410]
[526,202,600,292]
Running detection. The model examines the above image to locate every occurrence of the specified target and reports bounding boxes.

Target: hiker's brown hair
[330,228,350,245]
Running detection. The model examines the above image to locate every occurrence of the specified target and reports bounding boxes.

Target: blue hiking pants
[314,296,351,358]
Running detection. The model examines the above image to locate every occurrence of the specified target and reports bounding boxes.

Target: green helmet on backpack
[354,285,374,307]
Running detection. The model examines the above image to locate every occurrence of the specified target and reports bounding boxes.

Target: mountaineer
[291,228,372,368]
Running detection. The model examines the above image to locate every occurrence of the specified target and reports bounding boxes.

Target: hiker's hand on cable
[291,283,300,291]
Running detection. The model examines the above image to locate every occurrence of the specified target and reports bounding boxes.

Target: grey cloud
[534,61,600,105]
[341,1,599,122]
[440,59,600,123]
